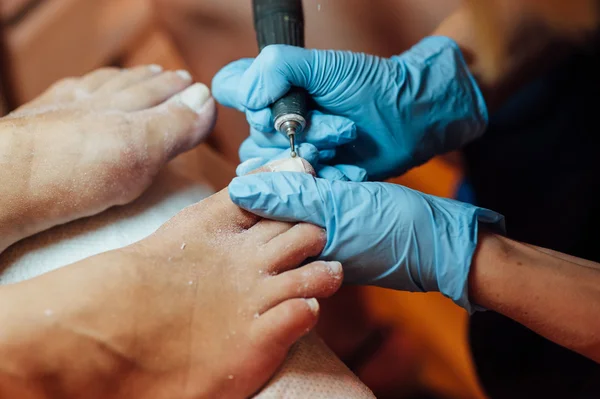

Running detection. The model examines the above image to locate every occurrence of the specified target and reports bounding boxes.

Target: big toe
[134,83,217,161]
[104,69,194,112]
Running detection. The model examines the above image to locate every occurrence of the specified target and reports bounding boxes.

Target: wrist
[468,231,538,314]
[468,230,511,310]
[425,195,503,312]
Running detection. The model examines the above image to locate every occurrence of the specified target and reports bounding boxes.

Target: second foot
[0,66,216,251]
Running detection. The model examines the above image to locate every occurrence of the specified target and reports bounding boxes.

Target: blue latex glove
[237,140,367,182]
[213,58,366,181]
[213,36,488,181]
[229,172,504,312]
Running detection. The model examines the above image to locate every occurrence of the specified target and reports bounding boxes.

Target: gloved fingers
[330,164,368,182]
[240,141,321,164]
[315,165,350,181]
[246,107,275,133]
[239,137,281,163]
[238,139,366,181]
[247,110,357,149]
[237,160,360,182]
[235,157,269,177]
[236,155,316,177]
[239,45,317,110]
[237,142,321,175]
[212,58,254,111]
[318,149,336,162]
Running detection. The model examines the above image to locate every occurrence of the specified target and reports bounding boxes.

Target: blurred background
[1,1,596,398]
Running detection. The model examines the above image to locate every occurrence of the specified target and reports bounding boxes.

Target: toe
[261,223,327,273]
[173,189,261,236]
[107,70,194,111]
[78,67,122,93]
[135,82,216,161]
[14,78,79,110]
[255,261,343,313]
[96,65,164,93]
[250,157,315,176]
[250,298,320,356]
[157,186,261,246]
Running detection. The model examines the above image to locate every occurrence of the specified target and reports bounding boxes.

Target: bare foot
[0,66,216,252]
[0,186,343,399]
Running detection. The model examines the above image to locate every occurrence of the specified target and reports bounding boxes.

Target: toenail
[173,83,211,114]
[266,157,308,173]
[325,261,343,276]
[148,64,163,73]
[176,69,193,81]
[305,298,319,315]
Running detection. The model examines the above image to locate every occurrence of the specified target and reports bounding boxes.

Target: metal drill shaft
[281,121,300,158]
[289,132,297,158]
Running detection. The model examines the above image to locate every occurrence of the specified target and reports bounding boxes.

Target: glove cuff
[452,205,505,314]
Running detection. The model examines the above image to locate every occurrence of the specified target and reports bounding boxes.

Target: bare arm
[469,231,600,363]
[524,244,600,271]
[432,3,574,111]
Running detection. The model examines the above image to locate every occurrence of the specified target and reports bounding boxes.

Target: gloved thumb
[212,58,254,111]
[229,171,406,285]
[228,169,331,228]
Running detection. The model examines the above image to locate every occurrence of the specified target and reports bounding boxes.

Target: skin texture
[150,6,457,390]
[469,231,600,363]
[0,72,347,398]
[0,65,216,253]
[0,185,343,398]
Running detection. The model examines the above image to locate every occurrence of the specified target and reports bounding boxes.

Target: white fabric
[0,167,211,284]
[254,332,375,399]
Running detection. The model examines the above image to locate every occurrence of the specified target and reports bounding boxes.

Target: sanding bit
[252,0,308,158]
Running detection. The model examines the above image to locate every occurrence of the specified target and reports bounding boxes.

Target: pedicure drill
[252,0,308,158]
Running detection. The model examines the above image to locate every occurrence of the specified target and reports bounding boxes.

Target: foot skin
[0,187,343,399]
[0,66,216,252]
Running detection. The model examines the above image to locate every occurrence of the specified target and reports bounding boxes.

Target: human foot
[0,66,216,252]
[0,185,342,399]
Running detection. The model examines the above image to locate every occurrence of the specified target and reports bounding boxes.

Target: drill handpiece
[252,0,308,157]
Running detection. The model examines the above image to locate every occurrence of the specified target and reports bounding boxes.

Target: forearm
[525,244,600,270]
[433,4,571,111]
[469,231,600,362]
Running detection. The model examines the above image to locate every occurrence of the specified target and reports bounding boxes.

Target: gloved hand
[228,170,504,312]
[213,59,367,182]
[213,36,488,181]
[237,140,368,182]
